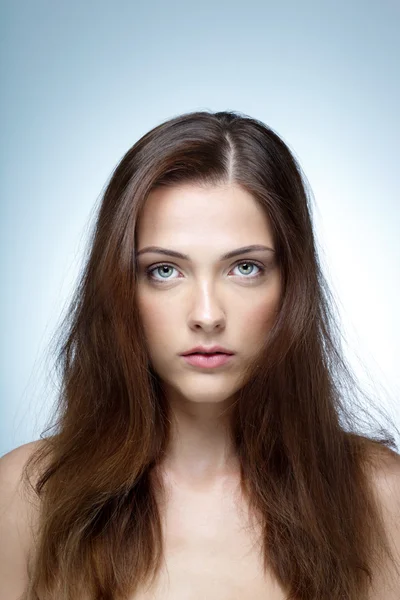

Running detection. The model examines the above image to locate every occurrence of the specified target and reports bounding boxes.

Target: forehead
[136,183,274,248]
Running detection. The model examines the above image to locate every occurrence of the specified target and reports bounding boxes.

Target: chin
[170,383,238,406]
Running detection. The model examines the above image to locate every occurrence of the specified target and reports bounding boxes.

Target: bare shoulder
[0,439,51,527]
[364,444,400,599]
[366,443,400,501]
[0,438,47,533]
[0,440,46,501]
[0,439,43,475]
[0,440,45,599]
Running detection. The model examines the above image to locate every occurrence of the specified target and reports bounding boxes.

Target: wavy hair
[23,110,399,599]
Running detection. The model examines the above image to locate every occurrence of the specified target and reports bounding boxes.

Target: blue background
[1,0,399,455]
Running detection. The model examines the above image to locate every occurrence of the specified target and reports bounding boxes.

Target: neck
[159,393,240,486]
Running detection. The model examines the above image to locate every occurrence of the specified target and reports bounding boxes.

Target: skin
[135,182,281,487]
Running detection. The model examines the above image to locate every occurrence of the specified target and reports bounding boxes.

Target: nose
[187,280,226,332]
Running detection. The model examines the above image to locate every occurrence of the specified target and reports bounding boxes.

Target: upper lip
[181,345,235,356]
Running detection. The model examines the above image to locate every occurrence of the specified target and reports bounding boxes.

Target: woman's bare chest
[134,476,288,600]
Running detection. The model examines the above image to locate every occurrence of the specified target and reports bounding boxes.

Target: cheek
[239,276,281,325]
[238,298,278,336]
[136,294,175,341]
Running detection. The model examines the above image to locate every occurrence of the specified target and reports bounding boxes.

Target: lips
[181,352,234,368]
[187,352,226,355]
[181,346,234,356]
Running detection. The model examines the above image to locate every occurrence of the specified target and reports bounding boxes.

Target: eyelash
[145,260,266,284]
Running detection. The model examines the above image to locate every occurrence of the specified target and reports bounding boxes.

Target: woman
[1,110,399,600]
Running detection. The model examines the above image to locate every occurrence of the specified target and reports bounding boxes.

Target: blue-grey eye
[237,262,256,275]
[157,265,174,278]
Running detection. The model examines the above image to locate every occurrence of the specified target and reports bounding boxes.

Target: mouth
[181,352,234,369]
[185,352,228,355]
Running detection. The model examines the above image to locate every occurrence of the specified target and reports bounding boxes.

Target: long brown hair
[23,110,399,599]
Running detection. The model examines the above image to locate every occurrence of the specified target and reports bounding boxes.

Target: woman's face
[135,183,281,407]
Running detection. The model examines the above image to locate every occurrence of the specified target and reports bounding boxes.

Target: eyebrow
[135,244,275,261]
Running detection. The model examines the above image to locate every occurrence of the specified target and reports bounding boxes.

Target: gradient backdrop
[1,0,399,455]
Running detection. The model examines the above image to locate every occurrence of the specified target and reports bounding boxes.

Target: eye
[147,264,179,281]
[232,262,263,278]
[145,261,266,283]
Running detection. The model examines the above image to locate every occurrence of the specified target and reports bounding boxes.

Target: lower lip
[181,353,234,368]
